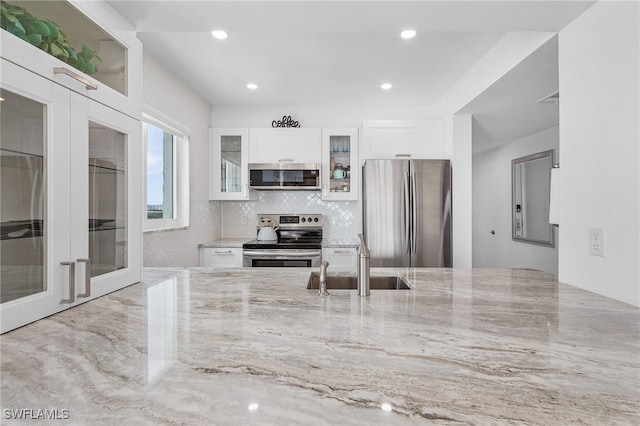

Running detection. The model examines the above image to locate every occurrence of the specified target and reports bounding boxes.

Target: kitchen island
[1,267,638,424]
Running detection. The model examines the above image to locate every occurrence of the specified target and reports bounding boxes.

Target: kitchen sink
[307,272,411,290]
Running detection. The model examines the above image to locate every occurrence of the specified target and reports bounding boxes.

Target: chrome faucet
[318,260,330,296]
[357,234,370,296]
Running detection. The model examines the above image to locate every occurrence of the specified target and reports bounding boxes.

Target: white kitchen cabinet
[321,128,359,200]
[200,248,244,267]
[322,248,358,271]
[1,0,142,119]
[209,128,256,200]
[0,58,141,334]
[249,128,321,164]
[361,120,446,160]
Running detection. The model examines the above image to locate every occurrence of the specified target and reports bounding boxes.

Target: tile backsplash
[222,192,357,239]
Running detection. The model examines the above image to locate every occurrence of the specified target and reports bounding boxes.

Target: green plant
[0,1,101,74]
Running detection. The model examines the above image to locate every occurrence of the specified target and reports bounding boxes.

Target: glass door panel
[321,128,358,201]
[210,128,254,200]
[0,89,46,303]
[70,92,141,303]
[88,121,128,277]
[220,135,242,193]
[329,135,352,193]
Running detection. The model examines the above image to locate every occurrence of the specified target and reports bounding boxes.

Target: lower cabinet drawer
[322,248,357,271]
[200,247,243,267]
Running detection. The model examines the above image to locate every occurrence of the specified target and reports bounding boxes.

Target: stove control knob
[301,217,306,222]
[313,217,319,222]
[307,217,312,223]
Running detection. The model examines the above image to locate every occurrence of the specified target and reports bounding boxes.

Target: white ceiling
[460,35,560,155]
[106,1,592,149]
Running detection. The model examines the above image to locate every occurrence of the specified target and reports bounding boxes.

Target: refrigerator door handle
[411,171,418,254]
[403,171,411,254]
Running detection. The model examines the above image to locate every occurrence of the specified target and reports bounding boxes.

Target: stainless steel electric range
[242,214,323,267]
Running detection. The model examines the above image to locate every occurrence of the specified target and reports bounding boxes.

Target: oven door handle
[243,250,321,257]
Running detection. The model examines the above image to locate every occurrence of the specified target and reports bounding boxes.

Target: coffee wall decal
[272,115,300,128]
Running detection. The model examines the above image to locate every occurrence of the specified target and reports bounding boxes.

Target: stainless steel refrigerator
[362,159,452,267]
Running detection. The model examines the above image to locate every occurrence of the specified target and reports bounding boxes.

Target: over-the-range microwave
[248,163,321,190]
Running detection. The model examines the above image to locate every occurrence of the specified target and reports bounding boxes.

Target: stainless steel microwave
[248,163,321,190]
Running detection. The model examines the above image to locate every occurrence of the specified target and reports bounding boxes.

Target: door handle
[403,171,411,254]
[59,261,76,304]
[411,171,418,254]
[76,258,92,298]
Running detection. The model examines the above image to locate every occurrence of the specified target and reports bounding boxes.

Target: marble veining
[1,267,639,425]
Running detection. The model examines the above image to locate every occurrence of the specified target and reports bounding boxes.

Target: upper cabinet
[210,128,256,201]
[361,120,445,160]
[1,0,142,118]
[1,0,142,333]
[249,128,321,164]
[321,128,358,200]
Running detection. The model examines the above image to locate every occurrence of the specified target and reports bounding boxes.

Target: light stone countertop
[1,267,639,425]
[198,238,252,248]
[322,237,360,248]
[199,238,360,248]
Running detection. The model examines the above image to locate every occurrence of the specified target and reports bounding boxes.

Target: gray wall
[473,126,559,274]
[558,1,639,306]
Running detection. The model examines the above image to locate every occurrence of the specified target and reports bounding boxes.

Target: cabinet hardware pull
[76,258,92,298]
[59,261,76,304]
[323,184,327,197]
[278,159,293,162]
[333,250,350,254]
[214,250,233,254]
[403,171,411,254]
[243,183,248,198]
[53,67,98,90]
[411,171,418,254]
[395,154,411,158]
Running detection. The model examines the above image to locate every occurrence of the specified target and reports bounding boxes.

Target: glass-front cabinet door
[321,128,359,200]
[209,128,256,200]
[0,0,141,118]
[70,93,141,299]
[1,59,72,333]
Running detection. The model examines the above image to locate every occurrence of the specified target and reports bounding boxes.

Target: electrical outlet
[240,214,248,225]
[589,228,604,256]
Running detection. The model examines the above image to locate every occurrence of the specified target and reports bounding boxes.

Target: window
[146,124,175,220]
[143,108,189,232]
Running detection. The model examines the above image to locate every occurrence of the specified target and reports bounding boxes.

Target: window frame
[142,106,190,233]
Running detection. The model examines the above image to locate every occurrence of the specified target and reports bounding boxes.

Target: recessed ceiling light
[401,30,416,39]
[246,83,258,90]
[211,30,228,40]
[381,83,392,90]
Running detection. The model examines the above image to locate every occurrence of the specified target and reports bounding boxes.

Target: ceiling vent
[537,90,559,104]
